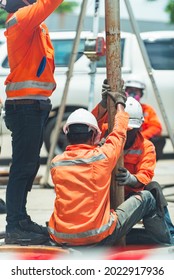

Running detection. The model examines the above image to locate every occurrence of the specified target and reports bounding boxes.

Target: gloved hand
[100,79,127,108]
[108,84,127,107]
[115,167,138,187]
[100,79,110,108]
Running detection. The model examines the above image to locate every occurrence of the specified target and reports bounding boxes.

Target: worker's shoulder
[141,103,158,113]
[138,132,156,151]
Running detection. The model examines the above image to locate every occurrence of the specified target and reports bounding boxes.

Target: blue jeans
[98,190,173,246]
[4,99,51,231]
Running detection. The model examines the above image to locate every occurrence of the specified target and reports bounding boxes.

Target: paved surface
[0,135,174,241]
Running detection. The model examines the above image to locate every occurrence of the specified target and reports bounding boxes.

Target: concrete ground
[0,135,174,246]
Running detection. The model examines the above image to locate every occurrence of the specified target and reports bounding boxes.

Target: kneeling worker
[48,87,173,247]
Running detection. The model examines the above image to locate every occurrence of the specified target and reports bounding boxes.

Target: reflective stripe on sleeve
[124,149,142,155]
[6,17,18,28]
[51,153,106,168]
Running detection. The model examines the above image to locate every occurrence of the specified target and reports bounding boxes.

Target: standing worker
[48,87,173,247]
[0,0,64,245]
[124,76,166,160]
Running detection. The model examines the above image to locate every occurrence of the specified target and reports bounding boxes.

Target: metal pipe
[88,0,101,111]
[105,1,125,246]
[105,0,124,210]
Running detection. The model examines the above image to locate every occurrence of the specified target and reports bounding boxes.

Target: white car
[0,30,174,155]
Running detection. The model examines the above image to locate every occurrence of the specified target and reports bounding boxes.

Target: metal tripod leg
[124,0,174,151]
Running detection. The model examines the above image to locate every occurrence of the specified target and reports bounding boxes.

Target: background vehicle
[0,30,174,155]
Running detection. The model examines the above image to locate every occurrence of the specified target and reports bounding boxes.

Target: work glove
[100,79,127,108]
[100,79,110,108]
[115,167,138,187]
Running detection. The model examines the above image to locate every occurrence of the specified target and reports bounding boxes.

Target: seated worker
[92,87,174,244]
[48,87,173,247]
[124,76,166,160]
[115,97,174,244]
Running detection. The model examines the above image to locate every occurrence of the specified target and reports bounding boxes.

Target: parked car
[0,29,174,155]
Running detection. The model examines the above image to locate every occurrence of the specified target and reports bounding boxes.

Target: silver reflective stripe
[6,81,55,91]
[6,17,18,29]
[51,153,106,168]
[48,213,115,240]
[124,149,142,155]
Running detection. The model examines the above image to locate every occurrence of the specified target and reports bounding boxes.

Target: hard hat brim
[128,118,143,129]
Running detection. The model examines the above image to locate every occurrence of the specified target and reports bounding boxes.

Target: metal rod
[88,0,101,111]
[105,0,124,210]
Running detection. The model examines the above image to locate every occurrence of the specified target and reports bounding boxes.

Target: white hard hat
[63,108,101,144]
[125,97,144,128]
[124,77,146,89]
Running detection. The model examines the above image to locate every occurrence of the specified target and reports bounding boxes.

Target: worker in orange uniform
[0,0,64,245]
[48,87,173,247]
[92,86,174,245]
[124,77,166,160]
[115,97,174,244]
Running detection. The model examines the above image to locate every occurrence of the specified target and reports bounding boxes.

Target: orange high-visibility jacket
[140,103,162,139]
[48,111,129,246]
[92,104,156,198]
[92,102,162,140]
[4,0,63,98]
[92,104,108,138]
[124,131,156,198]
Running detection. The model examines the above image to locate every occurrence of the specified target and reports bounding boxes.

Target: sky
[72,0,169,22]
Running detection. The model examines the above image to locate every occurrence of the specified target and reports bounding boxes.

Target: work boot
[19,218,49,237]
[5,227,49,245]
[0,198,6,214]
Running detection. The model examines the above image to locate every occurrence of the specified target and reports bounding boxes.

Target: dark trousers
[126,181,174,245]
[4,99,51,231]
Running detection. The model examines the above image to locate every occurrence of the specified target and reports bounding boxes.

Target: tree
[0,1,79,29]
[165,0,174,23]
[55,1,79,14]
[54,1,79,29]
[0,9,7,28]
[147,0,174,23]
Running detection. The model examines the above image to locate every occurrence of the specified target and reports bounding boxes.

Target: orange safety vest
[4,0,63,98]
[124,131,156,197]
[140,103,162,139]
[48,111,129,246]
